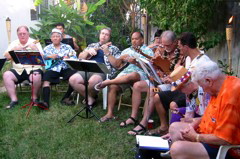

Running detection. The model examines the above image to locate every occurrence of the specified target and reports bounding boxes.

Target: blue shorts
[201,143,233,159]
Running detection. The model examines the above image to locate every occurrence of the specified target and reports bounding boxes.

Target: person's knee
[170,141,184,157]
[133,81,143,91]
[31,73,42,81]
[3,71,13,80]
[69,73,82,85]
[169,122,180,134]
[170,101,178,110]
[43,81,50,87]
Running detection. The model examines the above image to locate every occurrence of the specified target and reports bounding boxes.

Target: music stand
[0,58,7,71]
[64,59,110,123]
[9,50,48,117]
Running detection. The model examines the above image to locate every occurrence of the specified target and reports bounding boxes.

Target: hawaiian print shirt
[84,42,121,78]
[186,87,210,116]
[43,43,77,72]
[119,45,154,80]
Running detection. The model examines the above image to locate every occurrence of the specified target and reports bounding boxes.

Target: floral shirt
[186,87,210,116]
[118,45,154,80]
[84,42,121,78]
[43,43,77,72]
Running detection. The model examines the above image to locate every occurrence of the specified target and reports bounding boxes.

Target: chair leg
[102,86,108,110]
[117,94,123,111]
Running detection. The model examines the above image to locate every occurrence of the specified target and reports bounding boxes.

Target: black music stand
[9,50,48,117]
[0,58,7,71]
[64,59,110,123]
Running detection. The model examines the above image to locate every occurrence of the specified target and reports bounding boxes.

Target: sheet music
[136,135,169,151]
[136,57,162,85]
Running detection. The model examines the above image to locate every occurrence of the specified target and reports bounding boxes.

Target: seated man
[3,26,43,109]
[145,32,210,136]
[41,28,78,108]
[69,28,121,107]
[127,30,185,135]
[55,22,80,52]
[169,60,240,159]
[96,32,154,122]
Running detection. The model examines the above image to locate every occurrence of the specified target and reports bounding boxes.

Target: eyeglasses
[17,33,28,36]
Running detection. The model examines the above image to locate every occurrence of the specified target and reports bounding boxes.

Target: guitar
[132,46,171,75]
[45,51,76,70]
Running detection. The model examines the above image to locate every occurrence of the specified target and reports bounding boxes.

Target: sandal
[99,116,116,123]
[5,101,19,109]
[61,98,75,106]
[120,117,138,128]
[128,123,146,136]
[146,127,168,136]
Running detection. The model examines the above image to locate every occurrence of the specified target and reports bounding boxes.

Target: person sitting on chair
[41,28,78,108]
[3,25,44,109]
[55,22,80,52]
[69,27,121,107]
[168,60,240,159]
[127,30,185,135]
[95,32,154,122]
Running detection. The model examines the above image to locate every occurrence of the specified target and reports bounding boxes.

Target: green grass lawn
[0,89,143,159]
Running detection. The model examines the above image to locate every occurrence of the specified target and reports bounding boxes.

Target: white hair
[191,60,222,84]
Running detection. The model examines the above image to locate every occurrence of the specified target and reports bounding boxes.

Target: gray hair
[191,60,222,84]
[17,26,29,33]
[100,27,112,35]
[161,30,176,42]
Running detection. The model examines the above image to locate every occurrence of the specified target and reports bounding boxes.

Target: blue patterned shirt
[119,45,154,80]
[43,43,77,72]
[84,42,121,78]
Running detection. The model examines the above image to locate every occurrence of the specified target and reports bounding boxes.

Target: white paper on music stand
[136,57,162,85]
[136,135,169,151]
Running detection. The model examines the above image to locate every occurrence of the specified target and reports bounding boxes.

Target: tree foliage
[30,0,106,49]
[139,0,226,50]
[90,0,138,50]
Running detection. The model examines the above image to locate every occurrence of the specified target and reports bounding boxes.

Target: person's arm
[78,48,96,60]
[181,124,230,145]
[72,37,79,51]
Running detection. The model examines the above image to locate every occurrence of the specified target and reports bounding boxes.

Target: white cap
[51,28,62,35]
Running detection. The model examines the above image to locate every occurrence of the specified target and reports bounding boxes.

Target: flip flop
[120,117,138,128]
[99,116,116,122]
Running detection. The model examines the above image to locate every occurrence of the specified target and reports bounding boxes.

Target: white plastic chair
[216,145,240,159]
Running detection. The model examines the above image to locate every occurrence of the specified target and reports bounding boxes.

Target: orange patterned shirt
[198,76,240,145]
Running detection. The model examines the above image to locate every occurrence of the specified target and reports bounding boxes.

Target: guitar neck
[133,47,152,59]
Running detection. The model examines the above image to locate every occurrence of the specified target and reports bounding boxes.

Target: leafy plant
[30,0,106,50]
[139,0,226,50]
[90,0,135,50]
[218,60,235,76]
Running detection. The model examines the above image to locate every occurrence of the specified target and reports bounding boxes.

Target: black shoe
[37,102,49,110]
[5,101,19,109]
[61,98,75,106]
